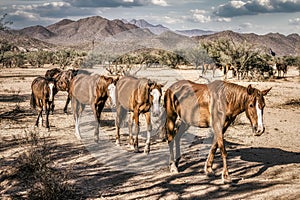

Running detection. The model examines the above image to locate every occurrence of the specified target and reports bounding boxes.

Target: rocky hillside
[0,30,54,51]
[7,16,300,56]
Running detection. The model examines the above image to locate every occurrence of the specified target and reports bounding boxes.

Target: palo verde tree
[201,38,270,80]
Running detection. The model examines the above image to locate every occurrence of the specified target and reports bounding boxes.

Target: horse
[201,63,219,77]
[163,79,271,183]
[115,76,164,154]
[30,76,57,130]
[45,68,87,114]
[275,62,288,78]
[223,63,236,79]
[69,74,118,142]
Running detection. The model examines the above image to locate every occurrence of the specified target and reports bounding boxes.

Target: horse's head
[47,78,56,102]
[245,85,272,136]
[149,81,165,117]
[56,70,74,91]
[100,76,118,107]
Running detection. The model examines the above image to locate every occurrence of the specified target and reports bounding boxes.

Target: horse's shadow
[229,145,300,178]
[177,140,300,182]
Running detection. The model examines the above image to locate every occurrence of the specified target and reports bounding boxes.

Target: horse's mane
[210,80,248,107]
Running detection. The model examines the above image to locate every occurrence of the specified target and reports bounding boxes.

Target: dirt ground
[0,65,300,200]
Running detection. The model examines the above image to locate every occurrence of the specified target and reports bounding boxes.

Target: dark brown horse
[275,62,288,78]
[69,74,118,142]
[163,80,271,183]
[115,76,164,154]
[45,68,86,114]
[30,76,57,130]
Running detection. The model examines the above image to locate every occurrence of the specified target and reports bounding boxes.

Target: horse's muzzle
[253,125,265,136]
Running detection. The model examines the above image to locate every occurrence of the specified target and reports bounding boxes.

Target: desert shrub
[12,130,77,199]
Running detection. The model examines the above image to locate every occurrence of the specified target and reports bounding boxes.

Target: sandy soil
[0,65,300,200]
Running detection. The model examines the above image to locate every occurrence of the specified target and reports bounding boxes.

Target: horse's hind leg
[72,98,80,137]
[144,112,152,154]
[115,105,126,146]
[132,110,140,153]
[174,122,188,168]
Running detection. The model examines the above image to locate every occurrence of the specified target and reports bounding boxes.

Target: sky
[1,0,300,35]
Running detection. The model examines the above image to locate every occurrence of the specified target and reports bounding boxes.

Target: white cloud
[214,0,300,17]
[191,9,211,23]
[215,17,231,22]
[289,17,300,25]
[151,0,168,7]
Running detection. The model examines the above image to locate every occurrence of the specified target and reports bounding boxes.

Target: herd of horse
[30,67,271,183]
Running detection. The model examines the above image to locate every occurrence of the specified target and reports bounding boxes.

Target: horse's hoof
[170,163,179,173]
[222,174,232,184]
[143,146,150,154]
[115,140,120,146]
[134,147,140,153]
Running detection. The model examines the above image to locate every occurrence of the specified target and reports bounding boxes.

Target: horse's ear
[262,87,272,96]
[114,76,120,84]
[247,85,255,95]
[160,81,167,87]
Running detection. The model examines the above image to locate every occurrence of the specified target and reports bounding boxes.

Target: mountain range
[2,16,299,56]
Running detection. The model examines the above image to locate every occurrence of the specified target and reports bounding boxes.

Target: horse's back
[71,74,99,104]
[116,76,140,109]
[166,80,211,127]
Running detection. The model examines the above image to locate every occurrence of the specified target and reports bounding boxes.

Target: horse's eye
[249,104,254,108]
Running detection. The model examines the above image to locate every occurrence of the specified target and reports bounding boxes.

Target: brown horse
[69,74,118,142]
[115,76,164,154]
[163,80,271,183]
[30,76,57,130]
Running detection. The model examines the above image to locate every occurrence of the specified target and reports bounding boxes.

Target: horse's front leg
[166,117,178,173]
[144,112,152,154]
[63,95,71,114]
[45,100,51,130]
[93,102,105,143]
[35,107,42,127]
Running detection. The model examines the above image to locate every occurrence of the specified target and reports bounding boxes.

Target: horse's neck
[226,89,248,116]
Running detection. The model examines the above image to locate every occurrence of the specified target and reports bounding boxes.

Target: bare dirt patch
[1,66,300,199]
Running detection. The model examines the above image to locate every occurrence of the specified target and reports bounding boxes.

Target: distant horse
[115,76,164,154]
[163,80,271,183]
[30,76,57,130]
[69,74,118,142]
[275,63,288,78]
[45,68,86,114]
[223,63,236,79]
[201,63,219,77]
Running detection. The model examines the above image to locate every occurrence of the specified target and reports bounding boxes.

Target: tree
[0,13,13,31]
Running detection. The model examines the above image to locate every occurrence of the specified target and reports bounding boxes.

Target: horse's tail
[156,106,167,141]
[30,92,36,109]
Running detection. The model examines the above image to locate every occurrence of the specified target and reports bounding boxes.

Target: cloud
[65,0,167,8]
[214,0,300,17]
[151,0,168,7]
[191,9,211,23]
[289,17,300,25]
